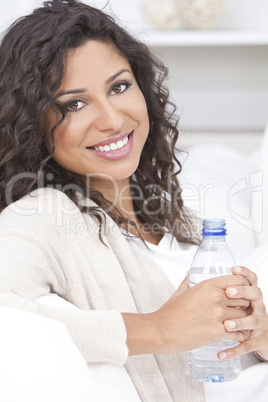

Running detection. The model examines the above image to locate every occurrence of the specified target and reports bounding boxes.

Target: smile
[87,131,134,161]
[94,135,129,152]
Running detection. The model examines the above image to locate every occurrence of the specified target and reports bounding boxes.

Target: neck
[88,177,163,245]
[88,177,136,219]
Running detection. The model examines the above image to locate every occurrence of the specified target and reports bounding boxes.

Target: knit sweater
[0,188,205,401]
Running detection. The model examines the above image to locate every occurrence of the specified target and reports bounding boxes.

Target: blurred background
[1,0,267,153]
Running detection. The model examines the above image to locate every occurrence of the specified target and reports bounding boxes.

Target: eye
[111,81,131,96]
[65,100,85,112]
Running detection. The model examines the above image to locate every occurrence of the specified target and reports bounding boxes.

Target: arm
[0,291,128,364]
[122,273,251,356]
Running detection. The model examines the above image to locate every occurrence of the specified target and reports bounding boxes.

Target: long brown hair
[0,0,198,244]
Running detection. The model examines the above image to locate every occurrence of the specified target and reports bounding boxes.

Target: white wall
[3,0,268,40]
[0,0,43,35]
[96,0,268,135]
[87,0,268,32]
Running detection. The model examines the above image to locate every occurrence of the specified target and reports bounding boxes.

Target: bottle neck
[202,235,226,242]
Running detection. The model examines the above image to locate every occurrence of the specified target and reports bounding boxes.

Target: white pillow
[0,307,95,402]
[241,243,268,309]
[38,294,141,402]
[179,142,260,262]
[254,122,268,248]
[0,296,141,402]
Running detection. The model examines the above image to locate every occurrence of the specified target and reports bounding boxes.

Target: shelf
[140,30,268,47]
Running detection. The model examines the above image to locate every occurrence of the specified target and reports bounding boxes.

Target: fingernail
[234,266,242,273]
[226,320,236,330]
[219,352,227,360]
[228,287,238,296]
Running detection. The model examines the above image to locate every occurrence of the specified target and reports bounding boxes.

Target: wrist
[121,312,164,356]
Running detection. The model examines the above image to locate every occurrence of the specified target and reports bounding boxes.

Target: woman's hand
[122,273,250,356]
[219,266,268,361]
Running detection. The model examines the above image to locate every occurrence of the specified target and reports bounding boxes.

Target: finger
[226,285,263,302]
[213,274,249,289]
[232,266,258,286]
[225,306,247,320]
[225,298,250,309]
[226,285,266,315]
[224,314,263,332]
[218,339,255,360]
[224,330,247,344]
[251,298,267,315]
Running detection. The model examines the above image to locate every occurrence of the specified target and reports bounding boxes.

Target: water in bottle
[188,218,241,383]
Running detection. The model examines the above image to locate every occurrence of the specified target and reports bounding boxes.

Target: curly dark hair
[0,0,198,244]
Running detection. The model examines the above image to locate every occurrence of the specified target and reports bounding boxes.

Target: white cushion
[180,142,260,262]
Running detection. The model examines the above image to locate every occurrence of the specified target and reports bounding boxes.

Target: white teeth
[110,142,117,151]
[93,135,129,152]
[117,140,124,149]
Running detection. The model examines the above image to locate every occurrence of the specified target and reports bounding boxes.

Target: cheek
[139,102,150,137]
[130,93,149,130]
[45,110,82,154]
[54,119,85,151]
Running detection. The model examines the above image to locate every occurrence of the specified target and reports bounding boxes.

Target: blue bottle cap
[202,218,227,236]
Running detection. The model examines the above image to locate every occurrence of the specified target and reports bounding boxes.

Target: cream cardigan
[0,188,205,401]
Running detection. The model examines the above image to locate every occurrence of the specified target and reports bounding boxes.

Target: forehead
[61,40,131,87]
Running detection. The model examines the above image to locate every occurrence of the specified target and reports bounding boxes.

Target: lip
[88,131,131,149]
[87,131,134,161]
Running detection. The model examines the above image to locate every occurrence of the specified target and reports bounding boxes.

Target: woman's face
[49,40,149,185]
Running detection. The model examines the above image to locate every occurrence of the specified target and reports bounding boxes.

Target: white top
[124,231,196,289]
[126,233,268,402]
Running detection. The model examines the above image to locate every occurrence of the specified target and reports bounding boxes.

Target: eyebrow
[55,88,86,99]
[105,68,130,84]
[55,68,131,99]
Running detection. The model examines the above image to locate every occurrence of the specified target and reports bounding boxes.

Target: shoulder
[0,188,118,243]
[1,187,77,218]
[0,188,92,234]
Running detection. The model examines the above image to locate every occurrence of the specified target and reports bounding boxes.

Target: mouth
[92,134,129,152]
[86,131,134,161]
[88,131,131,151]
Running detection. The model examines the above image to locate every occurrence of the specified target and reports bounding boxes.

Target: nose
[94,99,124,133]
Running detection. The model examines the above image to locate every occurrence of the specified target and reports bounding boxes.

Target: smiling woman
[0,1,268,401]
[0,0,196,245]
[49,40,149,185]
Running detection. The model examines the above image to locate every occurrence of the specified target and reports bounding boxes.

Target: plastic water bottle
[188,218,241,383]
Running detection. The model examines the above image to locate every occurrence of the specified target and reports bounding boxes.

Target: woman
[0,1,267,401]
